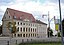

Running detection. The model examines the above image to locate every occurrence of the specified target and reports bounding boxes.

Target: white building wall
[2,10,47,38]
[14,20,37,39]
[2,10,13,36]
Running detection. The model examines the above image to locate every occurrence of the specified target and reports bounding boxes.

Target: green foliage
[57,32,61,37]
[7,22,16,33]
[47,27,53,37]
[0,25,2,34]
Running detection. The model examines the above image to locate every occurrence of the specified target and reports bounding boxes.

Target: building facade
[2,8,47,38]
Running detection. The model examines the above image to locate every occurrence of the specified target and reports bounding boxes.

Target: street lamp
[58,0,63,45]
[42,12,55,38]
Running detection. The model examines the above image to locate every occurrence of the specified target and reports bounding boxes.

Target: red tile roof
[7,8,35,22]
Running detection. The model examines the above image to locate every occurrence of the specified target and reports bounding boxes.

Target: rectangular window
[23,23,25,25]
[31,24,32,26]
[33,28,34,32]
[17,27,19,31]
[21,34,22,37]
[26,28,27,32]
[35,29,36,32]
[29,28,30,32]
[33,34,34,37]
[23,27,25,32]
[31,28,32,32]
[31,34,32,37]
[21,27,22,32]
[18,34,20,37]
[18,22,19,25]
[21,23,22,25]
[23,34,25,37]
[13,16,16,19]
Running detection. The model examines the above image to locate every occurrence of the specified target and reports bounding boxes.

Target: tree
[62,19,64,37]
[57,32,61,37]
[0,25,2,34]
[7,22,16,33]
[47,27,53,37]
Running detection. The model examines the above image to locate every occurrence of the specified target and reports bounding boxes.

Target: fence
[0,37,61,45]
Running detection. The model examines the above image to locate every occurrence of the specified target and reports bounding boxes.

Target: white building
[2,8,47,38]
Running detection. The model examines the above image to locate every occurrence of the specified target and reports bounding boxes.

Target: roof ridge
[7,8,32,15]
[6,8,36,22]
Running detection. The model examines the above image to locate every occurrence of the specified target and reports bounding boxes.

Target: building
[2,8,47,38]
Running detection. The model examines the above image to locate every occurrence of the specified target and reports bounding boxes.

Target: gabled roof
[4,8,47,25]
[7,8,35,22]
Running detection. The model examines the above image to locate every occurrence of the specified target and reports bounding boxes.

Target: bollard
[7,41,9,45]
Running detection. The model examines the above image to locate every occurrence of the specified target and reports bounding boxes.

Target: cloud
[48,0,64,4]
[0,0,64,30]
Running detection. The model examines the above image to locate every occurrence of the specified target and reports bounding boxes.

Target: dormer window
[20,17,22,19]
[13,16,16,19]
[24,19,29,22]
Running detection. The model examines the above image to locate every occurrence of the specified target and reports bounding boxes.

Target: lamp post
[42,11,55,37]
[58,0,63,45]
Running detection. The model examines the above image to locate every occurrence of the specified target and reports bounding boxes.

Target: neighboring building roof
[7,8,35,22]
[36,20,47,25]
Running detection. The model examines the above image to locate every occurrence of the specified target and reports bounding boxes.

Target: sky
[0,0,64,35]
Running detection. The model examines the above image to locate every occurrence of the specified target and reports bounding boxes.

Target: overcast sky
[0,0,64,35]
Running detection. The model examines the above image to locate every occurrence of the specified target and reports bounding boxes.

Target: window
[18,34,20,37]
[18,22,19,25]
[20,17,22,19]
[33,28,34,32]
[21,23,22,25]
[26,28,27,32]
[33,34,34,37]
[17,27,19,31]
[21,34,22,37]
[35,29,36,32]
[31,28,32,32]
[23,34,25,37]
[23,23,25,25]
[31,34,32,37]
[21,27,22,32]
[31,24,32,26]
[13,16,16,19]
[29,28,30,32]
[23,27,25,32]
